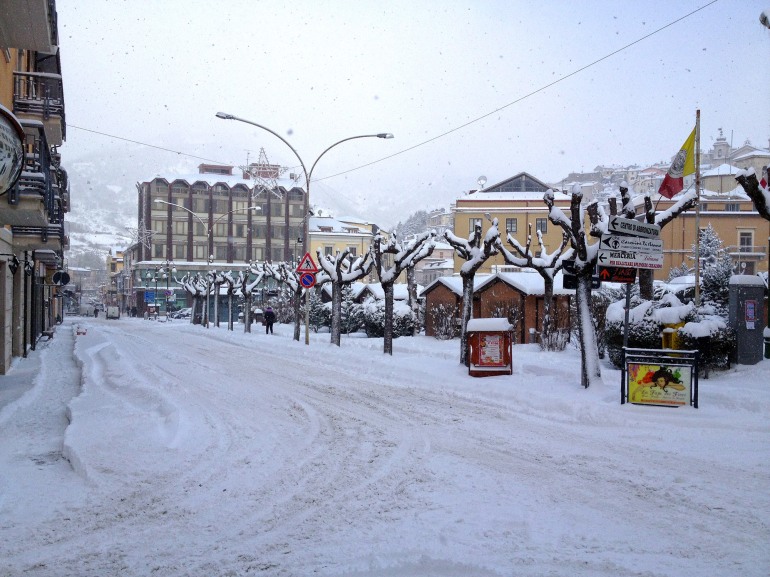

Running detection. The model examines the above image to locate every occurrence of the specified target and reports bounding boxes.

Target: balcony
[11,223,66,254]
[0,0,58,53]
[727,245,767,259]
[0,120,60,227]
[13,70,66,145]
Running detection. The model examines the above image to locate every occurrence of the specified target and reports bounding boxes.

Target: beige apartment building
[452,171,769,281]
[0,0,69,373]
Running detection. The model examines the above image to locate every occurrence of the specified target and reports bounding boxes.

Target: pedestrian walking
[264,306,276,334]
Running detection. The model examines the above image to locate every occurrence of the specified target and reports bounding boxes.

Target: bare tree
[316,248,374,346]
[178,272,207,325]
[496,224,572,349]
[234,267,264,333]
[544,187,602,388]
[444,218,501,365]
[372,231,436,355]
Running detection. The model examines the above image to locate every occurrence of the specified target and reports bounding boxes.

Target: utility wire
[69,1,719,183]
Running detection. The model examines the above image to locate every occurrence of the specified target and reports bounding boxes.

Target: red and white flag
[658,128,696,199]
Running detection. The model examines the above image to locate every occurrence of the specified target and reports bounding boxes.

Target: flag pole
[694,109,701,307]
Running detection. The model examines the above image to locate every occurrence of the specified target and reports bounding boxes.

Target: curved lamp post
[153,199,260,327]
[215,111,393,344]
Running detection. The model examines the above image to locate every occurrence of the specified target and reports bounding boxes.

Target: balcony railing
[6,121,57,219]
[13,71,66,140]
[727,245,767,257]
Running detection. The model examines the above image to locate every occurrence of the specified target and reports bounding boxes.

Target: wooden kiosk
[466,318,514,377]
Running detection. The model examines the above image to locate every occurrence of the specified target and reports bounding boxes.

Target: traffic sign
[296,252,319,273]
[299,272,316,288]
[598,266,637,284]
[598,249,664,269]
[52,271,71,285]
[608,217,660,239]
[600,234,663,253]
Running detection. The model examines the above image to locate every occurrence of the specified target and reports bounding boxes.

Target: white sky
[1,316,768,575]
[56,1,770,221]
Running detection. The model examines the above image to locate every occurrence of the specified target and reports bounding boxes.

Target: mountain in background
[63,143,457,269]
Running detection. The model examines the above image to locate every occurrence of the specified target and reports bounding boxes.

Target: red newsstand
[466,318,514,377]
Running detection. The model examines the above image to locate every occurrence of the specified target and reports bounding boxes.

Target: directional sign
[299,272,316,288]
[598,266,637,284]
[296,252,319,273]
[600,234,663,253]
[608,216,660,239]
[598,249,664,269]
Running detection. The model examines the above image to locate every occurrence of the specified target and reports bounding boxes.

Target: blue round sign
[299,272,316,288]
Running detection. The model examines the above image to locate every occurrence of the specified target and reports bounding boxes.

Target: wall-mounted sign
[0,104,25,195]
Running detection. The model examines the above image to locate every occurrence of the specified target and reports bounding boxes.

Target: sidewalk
[0,321,68,413]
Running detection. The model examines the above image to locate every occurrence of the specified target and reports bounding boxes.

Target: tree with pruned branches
[372,231,436,355]
[444,218,501,366]
[496,224,572,350]
[316,248,374,346]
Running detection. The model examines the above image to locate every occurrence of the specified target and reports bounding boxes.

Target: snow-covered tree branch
[372,231,436,355]
[444,219,500,365]
[316,248,374,346]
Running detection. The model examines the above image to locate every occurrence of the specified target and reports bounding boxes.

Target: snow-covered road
[1,316,768,576]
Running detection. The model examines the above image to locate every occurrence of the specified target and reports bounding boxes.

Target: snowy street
[0,316,768,576]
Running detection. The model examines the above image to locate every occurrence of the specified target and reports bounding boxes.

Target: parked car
[170,307,192,319]
[105,306,120,319]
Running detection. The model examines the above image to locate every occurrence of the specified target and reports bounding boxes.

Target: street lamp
[152,200,260,326]
[215,111,393,344]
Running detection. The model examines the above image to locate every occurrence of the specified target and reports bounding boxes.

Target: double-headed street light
[215,111,393,345]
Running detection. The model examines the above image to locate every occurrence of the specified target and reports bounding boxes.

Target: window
[505,218,518,234]
[739,231,753,252]
[214,245,227,260]
[348,246,357,257]
[174,245,186,259]
[535,218,548,234]
[324,246,334,256]
[725,203,740,212]
[153,244,164,258]
[236,224,245,238]
[469,218,482,231]
[195,222,206,236]
[174,221,187,235]
[194,245,207,261]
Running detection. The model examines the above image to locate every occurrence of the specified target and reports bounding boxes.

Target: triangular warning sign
[296,252,319,273]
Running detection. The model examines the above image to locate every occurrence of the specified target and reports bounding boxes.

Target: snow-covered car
[169,307,192,319]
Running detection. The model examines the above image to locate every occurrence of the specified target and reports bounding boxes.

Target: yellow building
[452,172,769,280]
[0,0,69,372]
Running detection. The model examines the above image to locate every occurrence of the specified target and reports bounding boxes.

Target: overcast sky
[57,0,770,223]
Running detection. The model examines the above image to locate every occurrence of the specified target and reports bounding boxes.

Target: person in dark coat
[264,306,276,334]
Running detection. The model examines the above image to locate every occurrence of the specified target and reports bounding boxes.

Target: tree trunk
[383,281,394,355]
[293,287,302,342]
[459,273,474,366]
[541,275,554,348]
[576,272,602,388]
[244,293,252,333]
[639,269,654,300]
[330,282,342,346]
[406,267,420,336]
[214,284,220,328]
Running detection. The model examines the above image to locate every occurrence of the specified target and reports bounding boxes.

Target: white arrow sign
[598,249,664,269]
[608,217,660,239]
[601,234,663,253]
